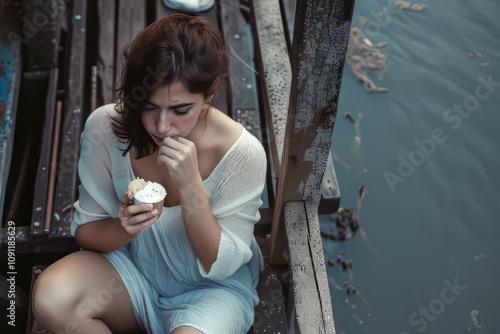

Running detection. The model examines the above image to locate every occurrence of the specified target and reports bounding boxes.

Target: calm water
[319,0,500,333]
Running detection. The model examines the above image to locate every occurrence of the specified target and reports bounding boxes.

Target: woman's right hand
[117,191,159,236]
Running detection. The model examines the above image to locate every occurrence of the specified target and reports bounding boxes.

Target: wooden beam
[285,200,336,332]
[252,0,292,174]
[285,201,324,332]
[21,0,63,72]
[270,0,355,264]
[114,0,147,98]
[97,0,116,104]
[219,0,262,139]
[31,68,58,237]
[304,200,336,332]
[51,0,87,238]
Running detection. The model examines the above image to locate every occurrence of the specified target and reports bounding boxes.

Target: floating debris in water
[393,1,426,11]
[357,185,367,211]
[346,285,358,295]
[345,112,356,123]
[470,310,482,329]
[480,62,490,67]
[321,208,359,241]
[344,281,358,295]
[359,16,368,30]
[347,25,389,93]
[472,254,485,260]
[342,261,348,270]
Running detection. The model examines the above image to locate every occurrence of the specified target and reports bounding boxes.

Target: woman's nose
[156,111,171,134]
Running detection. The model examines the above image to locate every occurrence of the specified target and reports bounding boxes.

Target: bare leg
[32,250,142,334]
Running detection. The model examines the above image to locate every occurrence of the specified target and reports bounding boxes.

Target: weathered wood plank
[304,201,336,332]
[114,0,147,98]
[21,0,63,72]
[51,0,87,238]
[31,68,58,236]
[270,0,355,263]
[97,0,116,104]
[252,0,291,170]
[3,71,50,226]
[219,0,262,141]
[284,201,325,333]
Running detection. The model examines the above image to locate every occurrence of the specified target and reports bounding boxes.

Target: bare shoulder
[208,109,244,151]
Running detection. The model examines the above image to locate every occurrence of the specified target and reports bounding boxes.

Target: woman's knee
[31,251,103,325]
[32,250,140,332]
[32,262,83,327]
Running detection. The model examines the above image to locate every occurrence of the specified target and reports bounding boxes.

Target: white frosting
[134,182,166,203]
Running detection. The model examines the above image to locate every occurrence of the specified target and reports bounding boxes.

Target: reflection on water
[320,0,500,333]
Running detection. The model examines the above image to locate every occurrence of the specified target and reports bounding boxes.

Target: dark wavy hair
[110,14,229,159]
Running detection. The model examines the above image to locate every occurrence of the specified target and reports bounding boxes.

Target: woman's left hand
[158,137,201,189]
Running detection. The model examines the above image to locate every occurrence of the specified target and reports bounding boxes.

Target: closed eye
[171,103,194,115]
[172,107,191,115]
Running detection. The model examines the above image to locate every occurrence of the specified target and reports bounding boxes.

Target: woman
[32,14,267,334]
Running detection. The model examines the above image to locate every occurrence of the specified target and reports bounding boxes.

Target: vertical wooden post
[267,0,356,331]
[270,0,355,263]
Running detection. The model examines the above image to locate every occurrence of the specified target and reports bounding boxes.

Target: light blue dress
[71,104,267,333]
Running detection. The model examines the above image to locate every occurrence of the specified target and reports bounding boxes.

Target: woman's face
[141,81,210,145]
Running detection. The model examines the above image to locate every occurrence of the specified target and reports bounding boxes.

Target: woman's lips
[153,135,176,143]
[152,135,164,143]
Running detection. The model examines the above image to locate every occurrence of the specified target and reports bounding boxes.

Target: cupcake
[128,178,167,216]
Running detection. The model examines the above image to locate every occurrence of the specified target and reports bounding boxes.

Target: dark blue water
[320,0,500,333]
